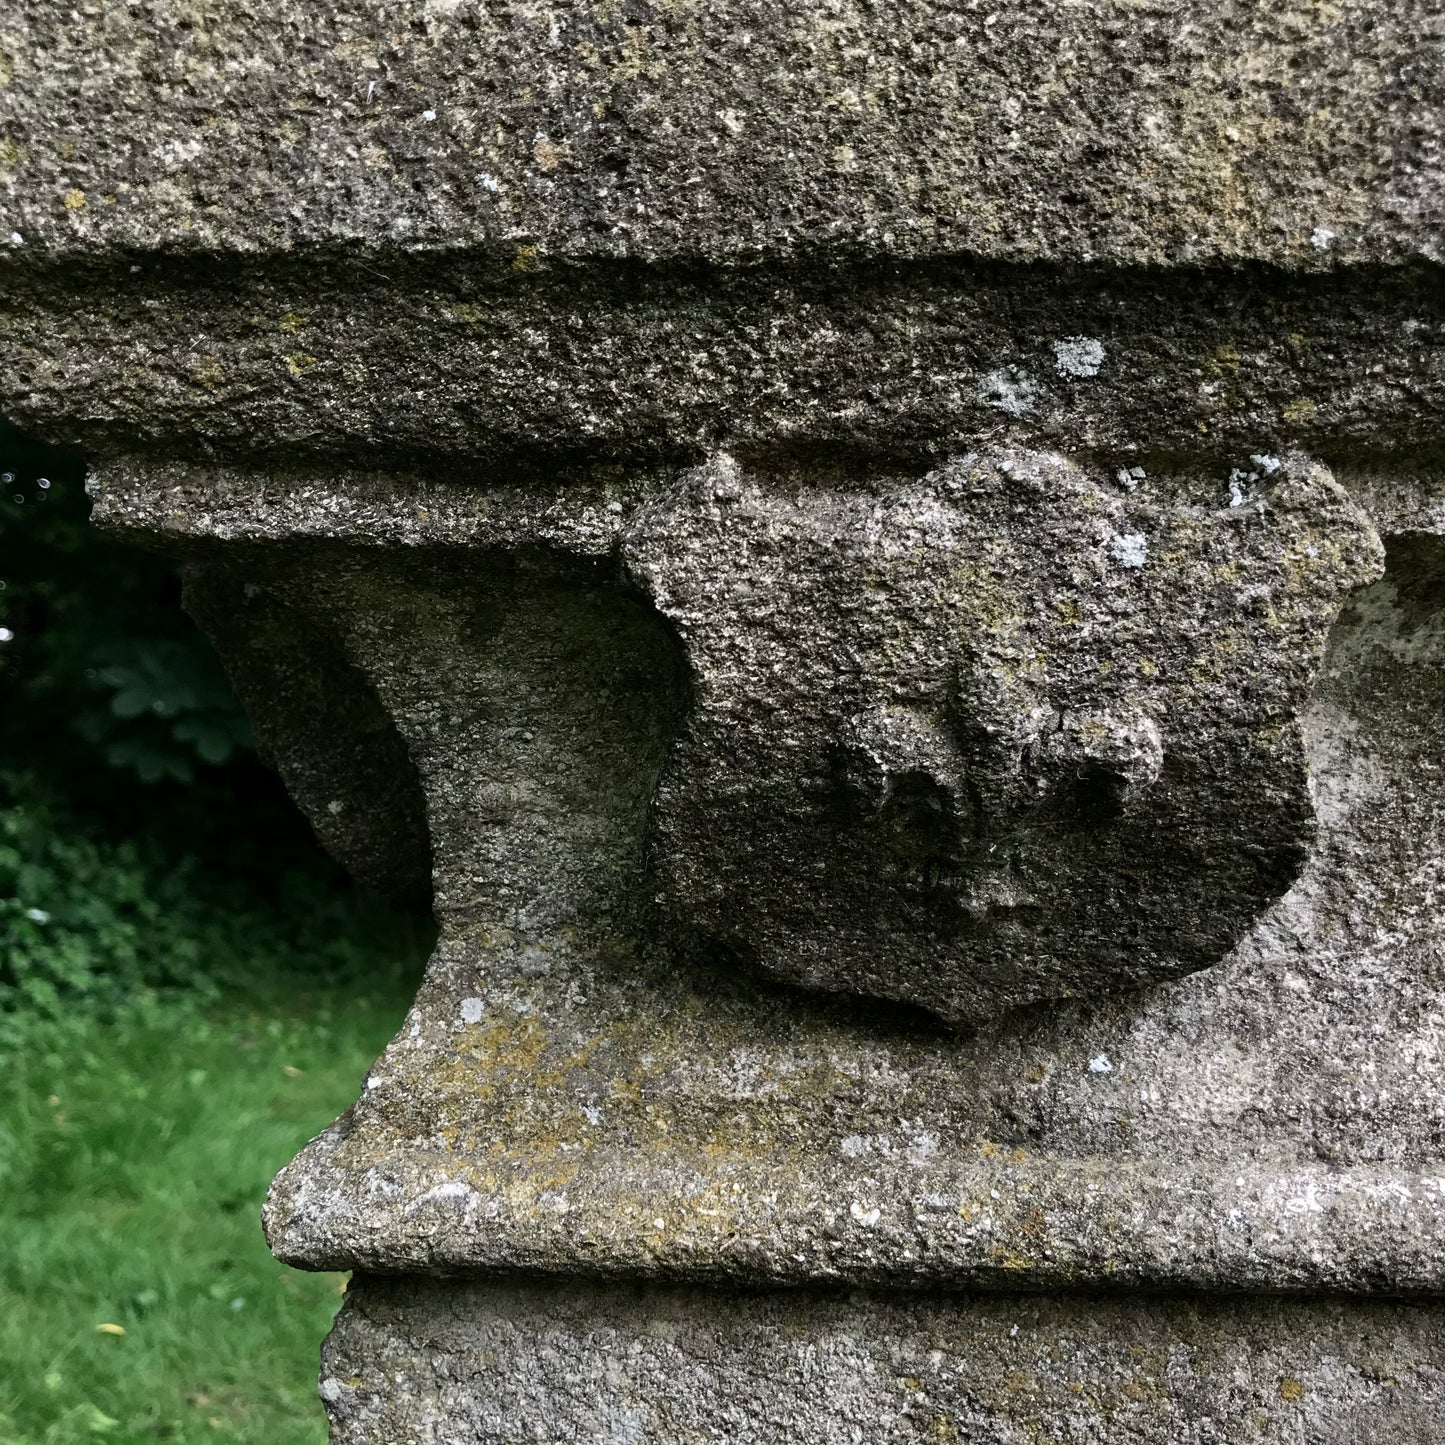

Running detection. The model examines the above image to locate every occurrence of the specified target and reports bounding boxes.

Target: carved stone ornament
[3,0,1444,1438]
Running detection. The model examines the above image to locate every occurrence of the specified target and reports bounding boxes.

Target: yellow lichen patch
[448,302,488,325]
[285,353,317,378]
[191,355,223,391]
[0,137,25,172]
[532,135,565,170]
[278,311,308,334]
[990,1246,1034,1271]
[928,1415,958,1440]
[1209,342,1241,377]
[63,189,86,210]
[1279,1377,1305,1402]
[512,244,541,274]
[1282,397,1318,425]
[457,1012,550,1074]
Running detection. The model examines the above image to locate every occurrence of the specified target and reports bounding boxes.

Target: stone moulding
[91,451,1445,1301]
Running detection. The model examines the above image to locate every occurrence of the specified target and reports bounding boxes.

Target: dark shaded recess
[1387,530,1445,611]
[183,565,434,910]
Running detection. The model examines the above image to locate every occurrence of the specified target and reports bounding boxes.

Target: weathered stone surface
[628,450,1378,1019]
[7,1,1445,1440]
[2,0,1440,268]
[89,457,1445,1302]
[322,1276,1445,1444]
[2,5,1443,472]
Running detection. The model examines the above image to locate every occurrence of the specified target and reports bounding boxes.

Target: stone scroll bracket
[193,548,689,936]
[103,450,1383,1028]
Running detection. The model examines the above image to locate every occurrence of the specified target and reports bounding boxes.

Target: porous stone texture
[629,450,1379,1020]
[2,0,1440,267]
[322,1276,1445,1444]
[4,0,1445,1440]
[89,455,1445,1305]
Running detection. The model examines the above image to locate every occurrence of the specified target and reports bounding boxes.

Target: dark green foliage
[0,772,432,1048]
[0,414,434,1033]
[0,415,252,788]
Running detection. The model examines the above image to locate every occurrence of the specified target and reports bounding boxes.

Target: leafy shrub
[0,415,254,788]
[0,772,431,1051]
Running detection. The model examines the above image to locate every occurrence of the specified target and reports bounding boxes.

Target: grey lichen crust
[92,453,1445,1300]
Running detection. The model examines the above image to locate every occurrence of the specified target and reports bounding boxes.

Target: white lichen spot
[1310,226,1337,251]
[1249,454,1282,474]
[1053,336,1107,378]
[850,1201,882,1227]
[476,173,501,193]
[326,798,345,815]
[840,1134,869,1158]
[717,109,745,136]
[978,366,1039,417]
[582,1105,603,1125]
[908,1130,940,1165]
[458,996,486,1024]
[1228,464,1266,508]
[1087,1053,1113,1074]
[652,1216,665,1229]
[1109,533,1149,569]
[6,232,22,247]
[421,108,437,122]
[319,1378,347,1404]
[0,627,12,642]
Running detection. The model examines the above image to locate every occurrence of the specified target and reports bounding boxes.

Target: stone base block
[321,1277,1443,1443]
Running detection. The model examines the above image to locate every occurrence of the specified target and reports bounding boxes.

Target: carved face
[624,449,1381,1024]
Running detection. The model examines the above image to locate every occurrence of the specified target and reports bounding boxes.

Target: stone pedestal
[3,0,1444,1438]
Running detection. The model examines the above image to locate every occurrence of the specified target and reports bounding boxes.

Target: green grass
[0,983,414,1444]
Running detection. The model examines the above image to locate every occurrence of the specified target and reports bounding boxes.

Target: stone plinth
[3,0,1444,1439]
